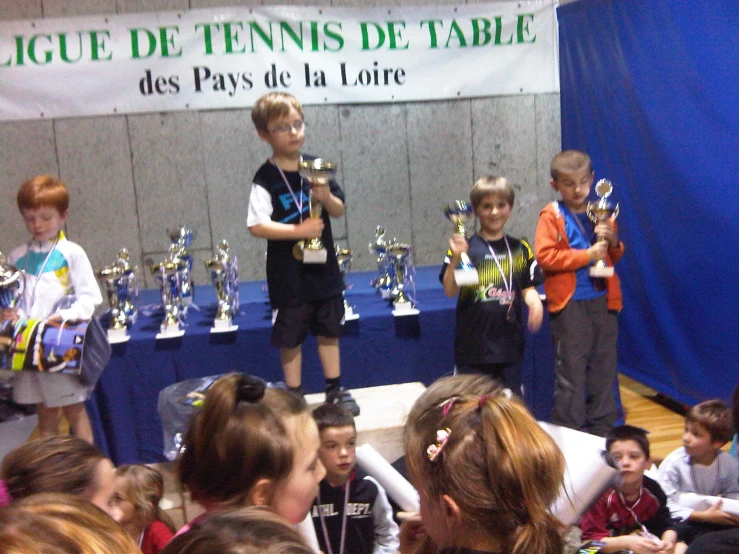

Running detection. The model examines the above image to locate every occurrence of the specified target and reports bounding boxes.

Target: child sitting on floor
[580,425,678,553]
[115,464,176,553]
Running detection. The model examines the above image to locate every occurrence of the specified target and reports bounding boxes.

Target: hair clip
[441,397,458,416]
[478,394,491,408]
[427,428,452,461]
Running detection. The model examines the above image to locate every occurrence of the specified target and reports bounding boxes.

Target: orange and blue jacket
[534,201,624,313]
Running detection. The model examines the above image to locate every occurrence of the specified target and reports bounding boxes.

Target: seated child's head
[605,425,651,491]
[16,175,69,243]
[683,399,733,462]
[0,493,140,554]
[470,176,515,237]
[178,373,324,524]
[0,436,121,522]
[115,464,176,536]
[251,93,305,157]
[549,150,594,211]
[312,403,357,486]
[405,374,565,554]
[161,506,313,554]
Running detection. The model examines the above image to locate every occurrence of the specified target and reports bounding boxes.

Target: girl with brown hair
[115,464,176,553]
[0,493,139,554]
[177,373,325,532]
[401,374,566,554]
[0,435,121,522]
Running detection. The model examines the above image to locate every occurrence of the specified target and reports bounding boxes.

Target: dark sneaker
[325,387,360,416]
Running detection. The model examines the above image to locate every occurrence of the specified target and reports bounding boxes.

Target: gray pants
[549,296,618,437]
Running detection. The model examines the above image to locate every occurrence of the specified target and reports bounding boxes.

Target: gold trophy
[336,247,359,321]
[444,201,480,286]
[96,248,138,343]
[149,258,186,339]
[204,240,239,333]
[586,179,620,278]
[293,158,336,264]
[385,242,419,317]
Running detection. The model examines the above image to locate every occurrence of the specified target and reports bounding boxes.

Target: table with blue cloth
[86,266,556,464]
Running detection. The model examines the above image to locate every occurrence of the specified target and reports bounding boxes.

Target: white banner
[0,1,558,121]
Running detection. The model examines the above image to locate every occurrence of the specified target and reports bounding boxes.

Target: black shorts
[271,295,344,348]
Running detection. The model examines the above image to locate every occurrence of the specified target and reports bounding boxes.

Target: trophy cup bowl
[586,179,620,278]
[295,158,336,264]
[385,242,419,317]
[204,240,238,333]
[444,200,479,286]
[336,247,359,321]
[149,259,185,339]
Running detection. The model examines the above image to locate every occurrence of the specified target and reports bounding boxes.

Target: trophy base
[392,301,419,317]
[454,268,479,287]
[107,327,130,344]
[589,266,614,278]
[156,324,185,340]
[344,306,360,321]
[302,248,327,264]
[211,319,238,334]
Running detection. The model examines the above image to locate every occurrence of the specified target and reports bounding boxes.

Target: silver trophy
[96,248,138,343]
[0,252,22,340]
[295,158,336,264]
[444,201,480,286]
[204,240,239,333]
[168,226,195,304]
[385,242,419,316]
[586,179,620,278]
[336,247,359,321]
[369,226,393,299]
[149,256,186,339]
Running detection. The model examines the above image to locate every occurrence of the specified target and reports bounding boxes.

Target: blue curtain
[557,0,739,405]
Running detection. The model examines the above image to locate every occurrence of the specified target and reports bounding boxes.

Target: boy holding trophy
[441,176,543,394]
[247,92,359,416]
[534,150,624,437]
[0,175,102,443]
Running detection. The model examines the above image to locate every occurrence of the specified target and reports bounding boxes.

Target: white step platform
[305,381,427,463]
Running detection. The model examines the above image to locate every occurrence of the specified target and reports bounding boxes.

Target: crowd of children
[0,89,737,554]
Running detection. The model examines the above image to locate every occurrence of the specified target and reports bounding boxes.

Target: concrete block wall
[0,0,561,290]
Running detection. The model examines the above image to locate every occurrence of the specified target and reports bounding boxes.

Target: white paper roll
[295,513,321,553]
[355,443,420,512]
[539,422,619,525]
[674,492,739,516]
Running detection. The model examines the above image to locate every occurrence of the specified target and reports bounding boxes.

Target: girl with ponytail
[401,374,566,554]
[177,373,325,533]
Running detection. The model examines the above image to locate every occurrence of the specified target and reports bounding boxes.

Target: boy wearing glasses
[247,92,359,415]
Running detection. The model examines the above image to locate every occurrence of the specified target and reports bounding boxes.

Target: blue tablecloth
[87,266,555,464]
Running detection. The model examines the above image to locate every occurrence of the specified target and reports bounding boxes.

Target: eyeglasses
[269,120,305,135]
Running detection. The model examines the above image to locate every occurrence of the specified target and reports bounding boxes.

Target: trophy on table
[336,247,359,321]
[586,179,620,278]
[444,201,480,286]
[204,240,239,333]
[96,248,138,343]
[385,242,419,317]
[168,226,195,304]
[0,252,22,346]
[149,258,186,339]
[369,226,393,299]
[294,158,336,264]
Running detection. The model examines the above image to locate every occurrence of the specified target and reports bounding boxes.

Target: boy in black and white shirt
[310,403,399,554]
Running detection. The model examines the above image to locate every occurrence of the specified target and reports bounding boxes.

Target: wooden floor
[618,374,686,462]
